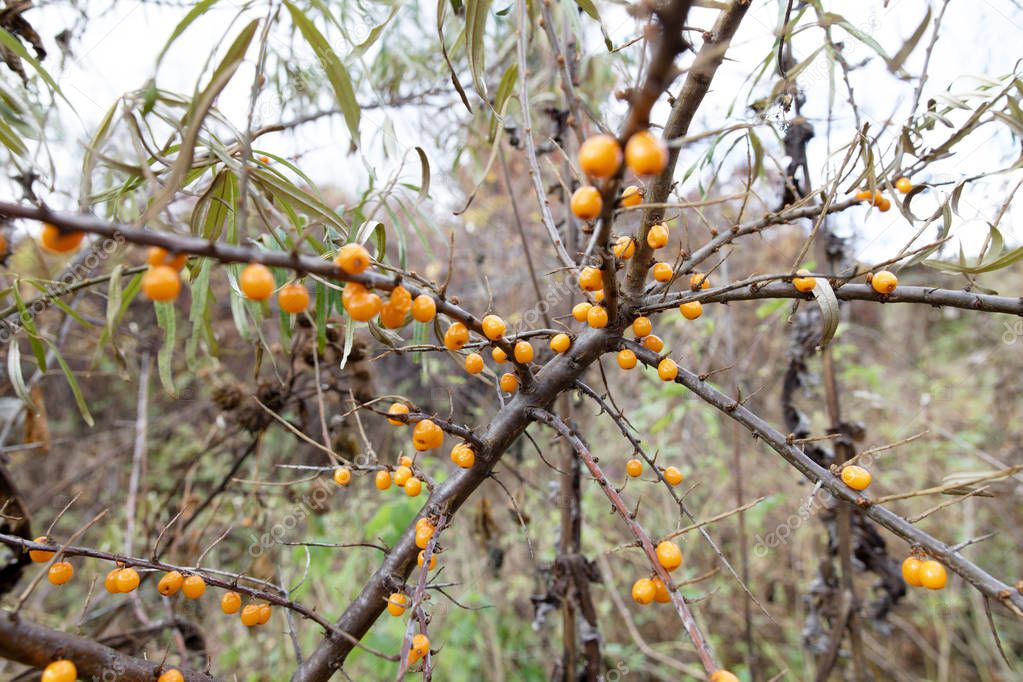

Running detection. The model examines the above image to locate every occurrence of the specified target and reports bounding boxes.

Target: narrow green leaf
[154,301,177,396]
[414,146,431,202]
[48,344,94,426]
[465,0,494,100]
[6,342,34,412]
[889,6,931,73]
[157,0,221,65]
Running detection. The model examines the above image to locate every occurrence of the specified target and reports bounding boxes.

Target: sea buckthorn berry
[452,443,476,469]
[257,603,271,624]
[631,578,656,605]
[647,223,669,249]
[387,403,410,426]
[593,289,605,303]
[117,567,141,593]
[400,456,414,467]
[550,333,571,353]
[444,322,470,350]
[158,570,184,596]
[625,130,668,176]
[656,540,683,571]
[652,577,671,603]
[335,243,372,275]
[877,197,892,212]
[679,301,703,320]
[240,263,274,301]
[572,302,592,322]
[586,305,608,329]
[492,347,508,363]
[620,185,642,207]
[142,265,181,302]
[514,341,534,364]
[387,592,409,617]
[158,669,184,682]
[389,285,413,313]
[499,373,519,393]
[416,518,434,533]
[412,419,444,451]
[481,314,506,340]
[626,458,642,477]
[578,266,603,292]
[278,282,310,314]
[104,569,122,593]
[411,295,437,322]
[657,358,678,381]
[415,525,434,550]
[632,316,652,337]
[617,349,637,370]
[240,603,261,627]
[417,550,437,570]
[919,560,948,590]
[393,465,413,487]
[146,246,188,270]
[41,660,77,682]
[29,536,55,563]
[613,236,636,259]
[895,177,912,194]
[643,335,664,353]
[710,671,740,682]
[40,224,84,253]
[840,465,871,491]
[793,269,816,293]
[379,300,407,329]
[412,633,431,658]
[689,273,710,290]
[48,561,73,585]
[221,591,242,614]
[902,557,923,587]
[375,470,392,490]
[663,466,684,486]
[652,262,673,282]
[341,282,366,308]
[871,270,898,295]
[333,467,352,486]
[405,477,422,497]
[344,290,382,322]
[578,134,622,178]
[182,575,206,599]
[465,353,484,374]
[854,189,874,203]
[571,186,603,221]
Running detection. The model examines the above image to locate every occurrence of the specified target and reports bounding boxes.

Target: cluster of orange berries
[570,131,668,221]
[902,555,948,590]
[384,403,476,472]
[454,313,535,394]
[631,540,683,605]
[41,659,185,682]
[384,591,435,665]
[223,592,274,627]
[415,518,439,571]
[624,457,685,485]
[853,177,912,212]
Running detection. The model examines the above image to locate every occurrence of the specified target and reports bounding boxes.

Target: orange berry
[895,177,912,194]
[257,603,271,624]
[663,466,684,486]
[499,372,519,393]
[412,633,431,658]
[492,346,508,363]
[871,270,898,295]
[481,314,506,340]
[41,660,77,682]
[104,568,122,593]
[877,197,892,212]
[387,592,409,617]
[647,223,669,249]
[40,224,84,253]
[854,189,873,202]
[182,574,206,599]
[393,465,413,487]
[902,557,923,587]
[47,561,74,585]
[793,269,816,293]
[632,316,652,337]
[571,186,603,221]
[417,550,437,570]
[652,262,673,282]
[657,358,678,381]
[626,458,642,477]
[389,285,413,314]
[158,570,184,596]
[613,236,636,259]
[240,263,275,301]
[117,567,141,593]
[625,130,668,176]
[375,470,392,490]
[415,525,434,550]
[452,443,476,469]
[578,266,603,292]
[344,290,382,322]
[679,301,703,320]
[617,349,637,370]
[278,282,310,314]
[631,578,656,604]
[416,518,434,533]
[412,419,444,451]
[689,273,710,290]
[335,243,372,275]
[586,305,608,329]
[550,333,571,353]
[444,322,470,350]
[642,335,664,353]
[378,301,407,329]
[572,302,592,322]
[840,465,872,491]
[146,246,188,270]
[919,560,948,590]
[620,185,642,207]
[158,669,184,682]
[142,265,181,302]
[710,671,740,682]
[387,403,410,426]
[29,536,55,563]
[514,341,534,364]
[652,577,671,603]
[333,467,352,486]
[465,353,484,374]
[405,477,422,497]
[240,603,261,627]
[578,134,622,178]
[221,591,242,614]
[656,540,683,571]
[411,294,437,322]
